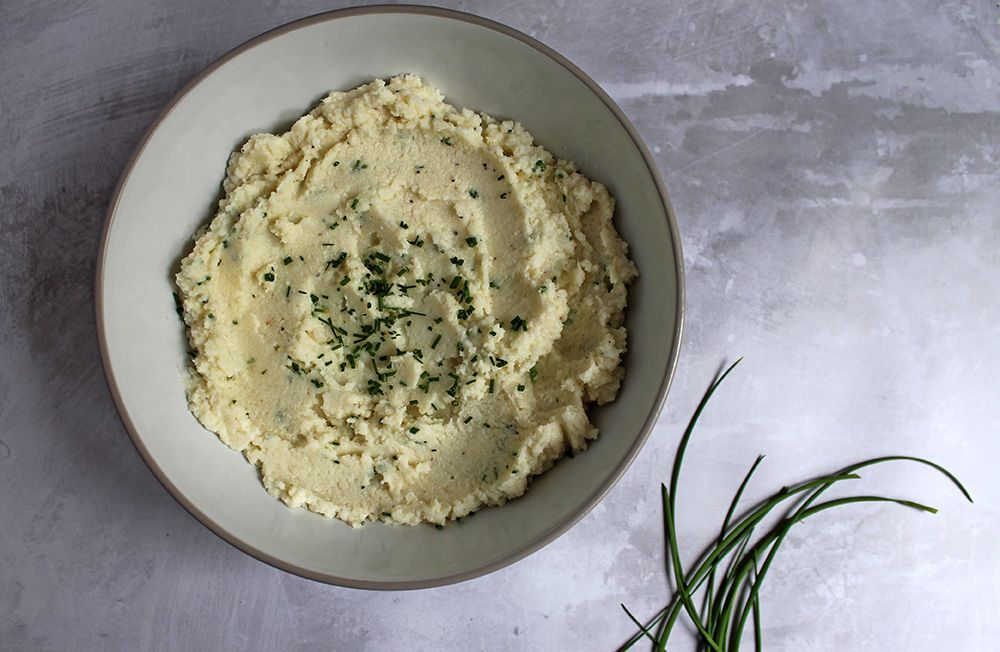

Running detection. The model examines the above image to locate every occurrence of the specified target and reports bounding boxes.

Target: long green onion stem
[619,359,972,651]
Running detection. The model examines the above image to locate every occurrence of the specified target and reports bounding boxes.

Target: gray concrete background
[2,1,999,650]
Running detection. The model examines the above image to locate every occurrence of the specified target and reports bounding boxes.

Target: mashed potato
[176,75,636,526]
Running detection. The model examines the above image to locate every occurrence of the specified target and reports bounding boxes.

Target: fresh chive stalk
[619,359,972,651]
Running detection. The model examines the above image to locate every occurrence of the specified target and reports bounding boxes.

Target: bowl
[96,5,684,589]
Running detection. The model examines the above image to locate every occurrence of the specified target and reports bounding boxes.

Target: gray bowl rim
[94,3,686,590]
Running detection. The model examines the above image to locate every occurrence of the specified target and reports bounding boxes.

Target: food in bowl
[175,75,636,526]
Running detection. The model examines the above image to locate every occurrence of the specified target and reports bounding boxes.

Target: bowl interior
[99,8,681,588]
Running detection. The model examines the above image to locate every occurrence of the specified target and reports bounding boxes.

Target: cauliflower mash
[176,75,636,526]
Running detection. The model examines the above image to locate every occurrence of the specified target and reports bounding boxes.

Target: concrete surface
[2,1,998,650]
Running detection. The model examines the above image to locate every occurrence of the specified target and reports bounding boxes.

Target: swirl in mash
[176,75,636,526]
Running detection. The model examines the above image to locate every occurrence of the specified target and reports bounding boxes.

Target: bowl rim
[94,3,686,590]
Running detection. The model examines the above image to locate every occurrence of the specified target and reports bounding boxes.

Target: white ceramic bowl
[97,6,683,589]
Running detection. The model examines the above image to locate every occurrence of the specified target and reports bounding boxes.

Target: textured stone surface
[1,1,998,650]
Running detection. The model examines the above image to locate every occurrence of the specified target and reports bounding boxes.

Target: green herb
[283,256,293,265]
[326,252,347,270]
[468,189,479,199]
[351,159,367,171]
[310,378,324,388]
[408,235,425,248]
[619,359,972,652]
[529,365,538,382]
[440,136,453,146]
[466,236,478,247]
[446,372,460,398]
[533,159,546,173]
[339,276,350,286]
[488,378,495,394]
[517,384,525,392]
[263,272,275,282]
[400,221,409,229]
[463,416,473,424]
[509,315,527,332]
[500,192,508,199]
[409,426,420,434]
[172,292,184,318]
[431,334,441,349]
[350,198,359,210]
[333,161,340,166]
[417,373,440,393]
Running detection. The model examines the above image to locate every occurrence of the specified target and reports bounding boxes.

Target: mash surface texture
[176,76,636,525]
